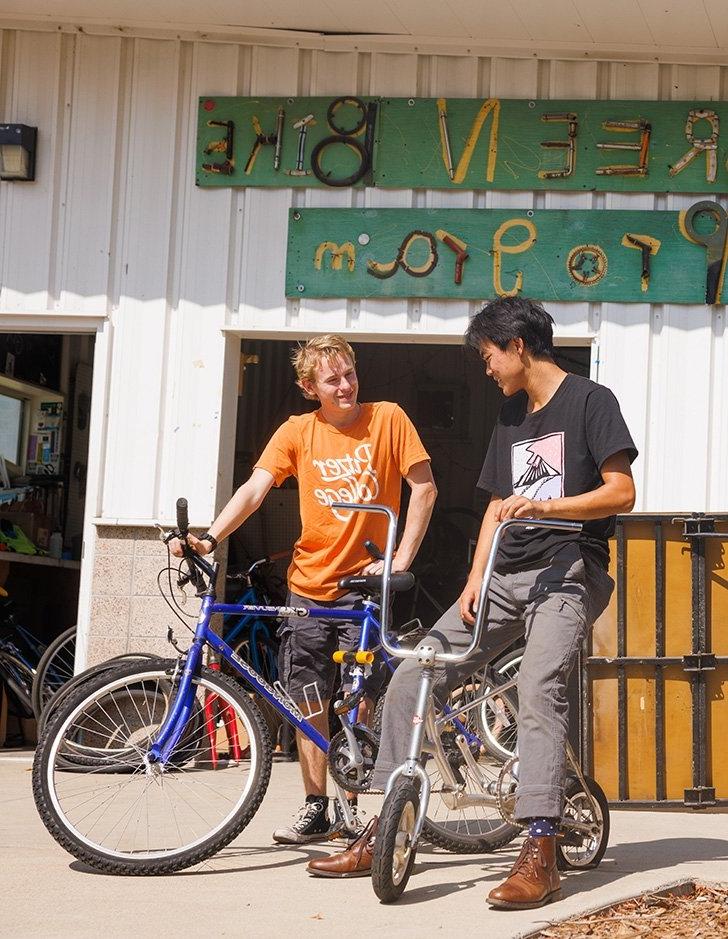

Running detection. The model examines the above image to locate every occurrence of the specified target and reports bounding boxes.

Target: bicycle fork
[384,654,436,849]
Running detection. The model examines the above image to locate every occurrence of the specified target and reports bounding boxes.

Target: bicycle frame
[147,591,394,766]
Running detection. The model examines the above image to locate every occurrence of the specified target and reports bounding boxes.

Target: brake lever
[155,523,181,546]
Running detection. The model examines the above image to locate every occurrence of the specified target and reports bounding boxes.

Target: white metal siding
[0,28,725,519]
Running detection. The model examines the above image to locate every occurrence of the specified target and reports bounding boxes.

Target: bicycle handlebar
[330,501,582,666]
[176,498,189,536]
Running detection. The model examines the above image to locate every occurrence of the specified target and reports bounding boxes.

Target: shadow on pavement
[376,835,728,906]
[68,834,728,899]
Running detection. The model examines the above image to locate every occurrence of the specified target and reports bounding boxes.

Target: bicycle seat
[338,572,415,597]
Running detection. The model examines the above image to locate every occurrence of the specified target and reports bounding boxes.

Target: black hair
[464,297,555,358]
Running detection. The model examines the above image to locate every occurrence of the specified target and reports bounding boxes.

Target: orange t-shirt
[254,402,430,600]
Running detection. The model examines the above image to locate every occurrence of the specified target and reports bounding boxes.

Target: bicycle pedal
[333,688,366,716]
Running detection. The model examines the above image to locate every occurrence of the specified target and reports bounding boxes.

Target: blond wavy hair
[291,335,356,400]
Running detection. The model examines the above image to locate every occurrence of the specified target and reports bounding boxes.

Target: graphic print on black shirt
[478,374,638,572]
[512,433,564,501]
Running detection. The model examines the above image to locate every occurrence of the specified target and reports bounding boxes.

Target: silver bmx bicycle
[340,504,610,904]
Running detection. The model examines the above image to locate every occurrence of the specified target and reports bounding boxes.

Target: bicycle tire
[464,645,524,763]
[372,692,386,738]
[0,650,36,719]
[372,778,419,903]
[33,658,273,875]
[31,625,77,719]
[556,775,610,871]
[38,653,158,738]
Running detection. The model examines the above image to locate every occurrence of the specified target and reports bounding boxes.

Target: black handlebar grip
[364,539,385,561]
[176,498,189,535]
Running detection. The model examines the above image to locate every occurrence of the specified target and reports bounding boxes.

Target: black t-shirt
[478,373,638,572]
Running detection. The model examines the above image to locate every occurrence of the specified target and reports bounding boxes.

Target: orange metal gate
[582,514,728,808]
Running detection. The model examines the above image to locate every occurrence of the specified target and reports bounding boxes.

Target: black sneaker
[272,796,331,845]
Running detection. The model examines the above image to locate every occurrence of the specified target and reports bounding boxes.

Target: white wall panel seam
[49,32,76,312]
[226,44,249,328]
[102,37,138,515]
[155,39,189,520]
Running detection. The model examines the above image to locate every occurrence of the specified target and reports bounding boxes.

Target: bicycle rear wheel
[32,625,77,719]
[421,678,520,854]
[33,658,272,875]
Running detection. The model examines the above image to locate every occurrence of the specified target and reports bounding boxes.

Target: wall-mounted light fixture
[0,124,37,181]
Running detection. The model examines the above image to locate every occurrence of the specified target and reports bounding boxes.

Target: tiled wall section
[87,526,210,665]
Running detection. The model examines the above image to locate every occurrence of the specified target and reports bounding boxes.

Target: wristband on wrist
[200,532,219,551]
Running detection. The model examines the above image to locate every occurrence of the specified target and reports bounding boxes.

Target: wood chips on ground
[531,882,728,938]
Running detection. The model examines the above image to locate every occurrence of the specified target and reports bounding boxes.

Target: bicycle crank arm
[331,781,360,835]
[340,722,365,771]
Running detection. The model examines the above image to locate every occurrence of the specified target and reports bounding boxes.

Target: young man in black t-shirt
[308,297,637,907]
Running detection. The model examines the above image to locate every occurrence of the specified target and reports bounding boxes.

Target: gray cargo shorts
[277,589,388,703]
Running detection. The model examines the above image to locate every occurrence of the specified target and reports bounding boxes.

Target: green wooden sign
[375,98,727,192]
[196,96,378,188]
[198,95,728,193]
[286,202,728,304]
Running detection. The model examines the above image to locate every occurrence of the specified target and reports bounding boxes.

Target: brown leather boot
[306,817,378,878]
[487,835,561,910]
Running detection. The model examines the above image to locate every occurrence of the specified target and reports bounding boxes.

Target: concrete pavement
[2,752,728,939]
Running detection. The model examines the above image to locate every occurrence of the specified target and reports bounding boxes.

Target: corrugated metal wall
[0,28,725,521]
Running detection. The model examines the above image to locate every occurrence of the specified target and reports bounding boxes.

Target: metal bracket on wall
[684,786,717,807]
[673,515,728,538]
[682,653,717,672]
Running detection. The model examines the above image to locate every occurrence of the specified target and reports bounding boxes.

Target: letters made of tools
[567,245,608,286]
[492,219,537,297]
[621,234,661,292]
[596,119,651,177]
[679,200,728,304]
[244,107,284,175]
[367,230,439,280]
[539,113,578,180]
[435,230,469,284]
[314,242,356,272]
[436,98,500,184]
[669,110,720,183]
[202,120,235,176]
[310,96,378,188]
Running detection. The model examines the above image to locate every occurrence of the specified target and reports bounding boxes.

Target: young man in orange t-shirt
[175,335,437,844]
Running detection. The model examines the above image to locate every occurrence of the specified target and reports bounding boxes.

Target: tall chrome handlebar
[331,501,582,666]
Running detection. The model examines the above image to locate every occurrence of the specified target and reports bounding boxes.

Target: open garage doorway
[229,338,591,626]
[0,331,95,746]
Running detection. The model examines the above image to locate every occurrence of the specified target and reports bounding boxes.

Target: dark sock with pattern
[527,817,559,838]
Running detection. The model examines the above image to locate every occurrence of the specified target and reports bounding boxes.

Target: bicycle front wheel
[33,658,272,875]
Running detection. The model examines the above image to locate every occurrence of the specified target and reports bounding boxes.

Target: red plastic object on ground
[203,661,243,767]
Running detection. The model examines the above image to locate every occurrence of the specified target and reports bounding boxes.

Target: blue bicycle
[32,499,518,874]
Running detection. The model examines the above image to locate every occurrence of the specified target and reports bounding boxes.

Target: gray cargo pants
[370,543,614,820]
